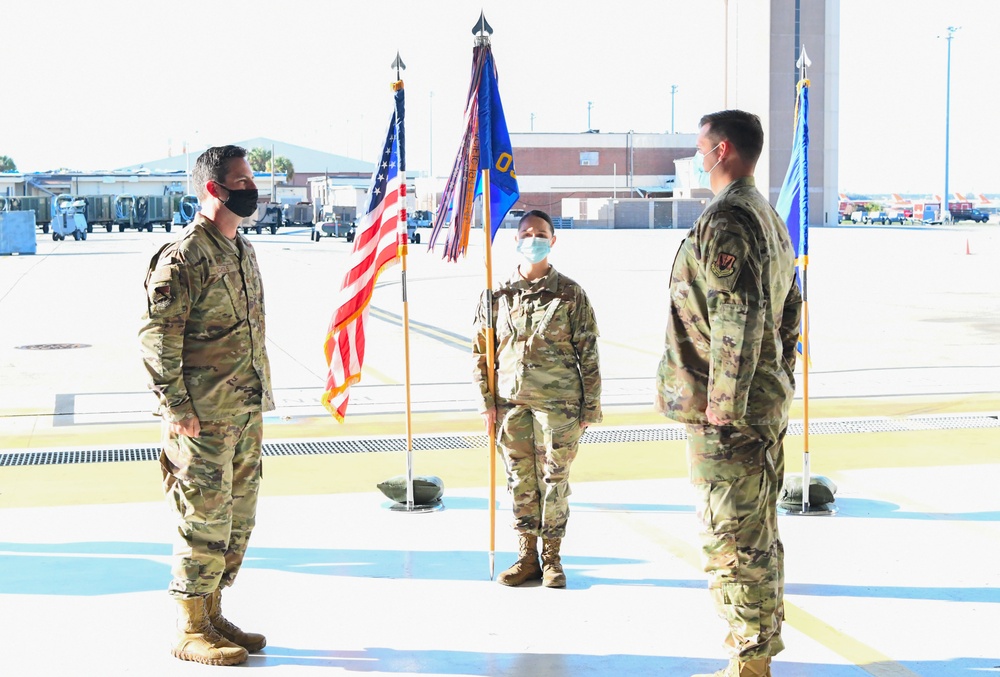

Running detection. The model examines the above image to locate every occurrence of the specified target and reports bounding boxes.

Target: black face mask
[216,183,259,218]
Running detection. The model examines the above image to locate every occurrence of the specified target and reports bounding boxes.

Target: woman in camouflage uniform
[474,209,602,588]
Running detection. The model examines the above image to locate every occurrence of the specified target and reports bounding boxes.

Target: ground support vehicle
[886,210,908,225]
[312,216,352,241]
[951,208,989,223]
[5,196,52,233]
[114,195,140,232]
[81,195,114,232]
[408,209,430,242]
[171,195,200,229]
[282,202,314,231]
[50,194,88,241]
[866,211,888,225]
[239,203,282,235]
[410,209,433,227]
[142,196,175,232]
[258,204,282,234]
[112,195,179,232]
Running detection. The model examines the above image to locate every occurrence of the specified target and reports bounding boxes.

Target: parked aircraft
[975,193,1000,209]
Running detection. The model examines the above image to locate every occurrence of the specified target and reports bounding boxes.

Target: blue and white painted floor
[2,465,998,676]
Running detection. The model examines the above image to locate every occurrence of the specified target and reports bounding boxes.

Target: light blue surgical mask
[517,236,551,264]
[692,142,722,190]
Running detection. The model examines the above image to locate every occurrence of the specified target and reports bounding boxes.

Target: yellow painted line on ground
[1,394,996,451]
[600,338,662,357]
[368,305,469,351]
[360,363,396,385]
[0,415,989,676]
[614,511,921,677]
[1,426,998,508]
[783,605,921,677]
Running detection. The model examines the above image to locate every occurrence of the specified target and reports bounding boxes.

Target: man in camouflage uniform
[139,145,273,666]
[656,111,802,677]
[474,209,602,588]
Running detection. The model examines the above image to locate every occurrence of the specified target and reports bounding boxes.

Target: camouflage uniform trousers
[160,411,263,599]
[686,421,786,661]
[496,402,583,539]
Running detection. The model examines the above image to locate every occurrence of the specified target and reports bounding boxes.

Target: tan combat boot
[497,533,542,586]
[207,588,267,653]
[692,657,771,677]
[541,537,566,588]
[171,596,248,666]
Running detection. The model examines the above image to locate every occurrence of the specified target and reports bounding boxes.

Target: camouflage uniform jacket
[656,176,802,425]
[473,266,602,424]
[139,215,274,422]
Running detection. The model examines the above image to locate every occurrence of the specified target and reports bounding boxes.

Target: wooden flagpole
[797,55,811,514]
[387,61,437,514]
[482,167,497,579]
[801,258,810,513]
[400,177,415,508]
[392,76,415,510]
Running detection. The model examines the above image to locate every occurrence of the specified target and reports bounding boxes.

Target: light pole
[670,84,678,134]
[530,112,535,131]
[184,130,199,196]
[587,101,593,131]
[943,26,959,223]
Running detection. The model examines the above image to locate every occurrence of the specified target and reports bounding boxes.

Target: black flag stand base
[388,500,445,513]
[779,503,838,516]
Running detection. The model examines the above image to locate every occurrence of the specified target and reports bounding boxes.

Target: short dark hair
[698,110,764,165]
[191,145,248,199]
[517,209,554,236]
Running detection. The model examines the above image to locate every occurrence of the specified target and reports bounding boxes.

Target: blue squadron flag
[427,43,519,261]
[775,77,809,355]
[476,48,519,241]
[776,78,809,265]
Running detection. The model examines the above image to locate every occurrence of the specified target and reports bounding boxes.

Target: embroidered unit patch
[711,252,737,278]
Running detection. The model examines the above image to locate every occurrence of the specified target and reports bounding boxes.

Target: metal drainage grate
[1,414,996,467]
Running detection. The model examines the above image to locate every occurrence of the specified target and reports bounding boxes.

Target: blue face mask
[517,236,551,264]
[692,142,722,190]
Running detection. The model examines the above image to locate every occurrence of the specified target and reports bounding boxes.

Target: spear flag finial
[472,11,493,37]
[796,45,811,79]
[392,51,407,80]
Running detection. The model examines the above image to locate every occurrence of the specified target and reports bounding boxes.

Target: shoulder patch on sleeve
[145,265,186,318]
[711,251,738,278]
[703,228,751,293]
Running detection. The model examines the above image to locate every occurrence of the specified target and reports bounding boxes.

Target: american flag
[322,85,406,421]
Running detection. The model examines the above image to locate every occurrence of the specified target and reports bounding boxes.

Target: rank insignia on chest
[711,252,738,278]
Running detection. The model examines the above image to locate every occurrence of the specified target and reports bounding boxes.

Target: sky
[1,0,998,195]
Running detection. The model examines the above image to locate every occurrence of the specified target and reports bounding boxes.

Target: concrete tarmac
[0,223,998,676]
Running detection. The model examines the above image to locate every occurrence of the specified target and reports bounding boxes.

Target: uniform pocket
[546,416,582,453]
[688,425,766,483]
[222,274,247,321]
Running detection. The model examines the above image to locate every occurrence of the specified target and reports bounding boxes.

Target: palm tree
[247,147,271,172]
[0,155,17,173]
[272,156,294,183]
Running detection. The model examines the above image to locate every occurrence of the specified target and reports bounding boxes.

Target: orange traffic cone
[965,238,971,255]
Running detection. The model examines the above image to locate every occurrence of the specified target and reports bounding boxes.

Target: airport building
[725,0,840,226]
[2,0,839,228]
